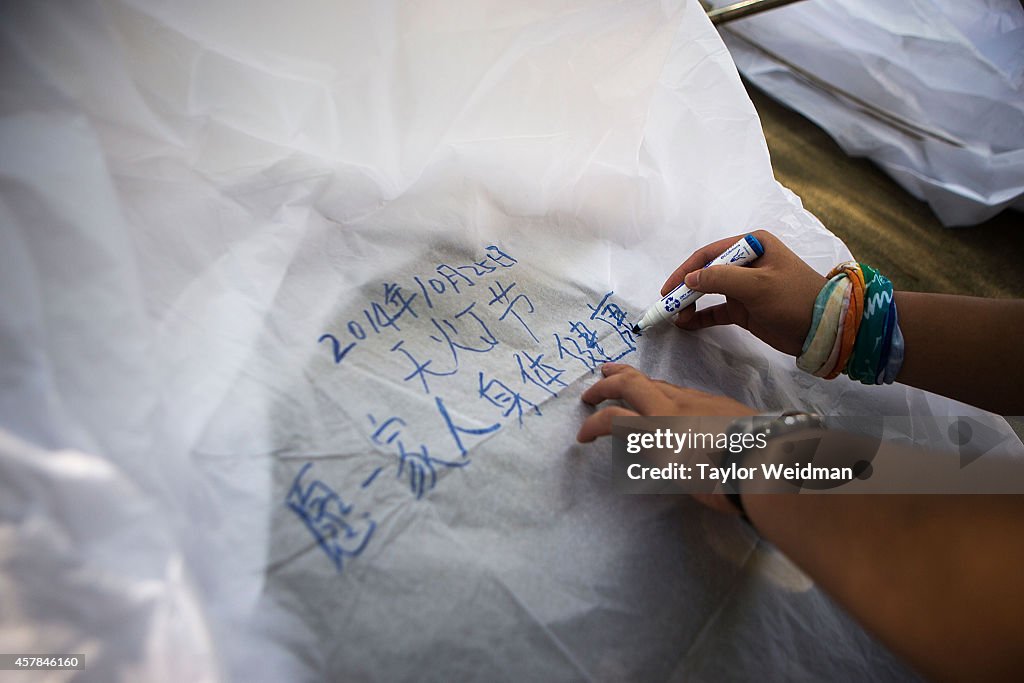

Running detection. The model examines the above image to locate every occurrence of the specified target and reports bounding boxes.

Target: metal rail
[704,0,807,26]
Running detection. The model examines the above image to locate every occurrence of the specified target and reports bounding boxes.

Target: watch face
[727,413,824,442]
[728,415,773,437]
[767,413,824,437]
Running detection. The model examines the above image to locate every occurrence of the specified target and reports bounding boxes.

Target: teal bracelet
[846,264,892,384]
[874,295,897,382]
[883,311,905,384]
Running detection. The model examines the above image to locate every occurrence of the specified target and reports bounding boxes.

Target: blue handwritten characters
[367,412,468,498]
[513,350,568,396]
[434,396,501,457]
[477,371,542,426]
[320,246,518,368]
[286,463,376,572]
[306,241,639,574]
[487,281,539,343]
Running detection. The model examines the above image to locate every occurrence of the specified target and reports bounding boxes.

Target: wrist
[722,412,827,524]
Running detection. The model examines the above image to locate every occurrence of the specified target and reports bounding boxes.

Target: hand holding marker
[632,234,765,335]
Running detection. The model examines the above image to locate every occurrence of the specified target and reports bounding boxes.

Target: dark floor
[746,83,1024,300]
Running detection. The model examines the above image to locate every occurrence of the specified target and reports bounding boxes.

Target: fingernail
[685,271,700,288]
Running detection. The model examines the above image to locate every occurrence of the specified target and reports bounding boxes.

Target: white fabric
[712,0,1024,226]
[1,1,1019,680]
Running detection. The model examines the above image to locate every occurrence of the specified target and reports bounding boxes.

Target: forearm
[742,436,1024,681]
[892,293,1024,414]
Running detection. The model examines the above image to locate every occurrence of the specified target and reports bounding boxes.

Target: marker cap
[744,233,764,257]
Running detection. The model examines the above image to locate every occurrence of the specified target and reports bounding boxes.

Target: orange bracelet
[824,262,864,379]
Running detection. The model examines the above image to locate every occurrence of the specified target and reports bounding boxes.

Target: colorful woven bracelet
[797,261,904,385]
[815,282,852,378]
[846,264,893,384]
[874,294,898,383]
[796,274,846,375]
[825,262,864,379]
[882,309,905,384]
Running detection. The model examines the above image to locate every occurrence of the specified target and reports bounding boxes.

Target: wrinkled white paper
[711,0,1024,227]
[2,1,1019,681]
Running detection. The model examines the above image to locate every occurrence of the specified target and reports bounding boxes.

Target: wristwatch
[722,411,826,521]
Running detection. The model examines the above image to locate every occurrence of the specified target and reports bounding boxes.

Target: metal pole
[706,0,807,26]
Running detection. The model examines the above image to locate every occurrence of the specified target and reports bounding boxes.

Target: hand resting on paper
[575,362,757,515]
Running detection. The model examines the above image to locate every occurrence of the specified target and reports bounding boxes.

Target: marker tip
[631,324,641,336]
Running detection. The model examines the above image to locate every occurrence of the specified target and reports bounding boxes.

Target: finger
[583,363,644,399]
[598,362,637,377]
[598,364,674,399]
[580,371,671,414]
[683,263,762,301]
[673,303,743,331]
[576,406,638,443]
[673,305,698,328]
[660,234,746,296]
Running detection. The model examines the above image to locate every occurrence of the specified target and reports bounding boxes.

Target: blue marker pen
[631,234,764,335]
